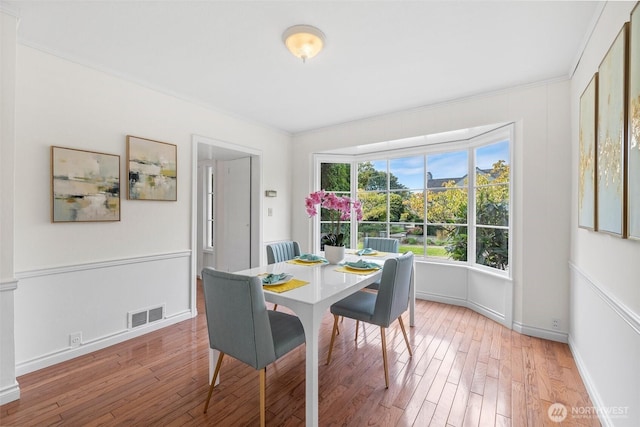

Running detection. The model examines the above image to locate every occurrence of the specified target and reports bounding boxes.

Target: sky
[368,140,509,189]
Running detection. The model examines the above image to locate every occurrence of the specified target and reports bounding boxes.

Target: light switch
[268,208,273,216]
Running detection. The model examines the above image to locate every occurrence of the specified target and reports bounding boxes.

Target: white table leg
[296,306,324,427]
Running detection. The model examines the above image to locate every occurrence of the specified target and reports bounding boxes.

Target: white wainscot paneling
[415,261,512,328]
[569,264,640,427]
[14,251,193,375]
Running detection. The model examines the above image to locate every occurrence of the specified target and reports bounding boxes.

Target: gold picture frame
[579,73,598,231]
[126,135,177,201]
[596,23,628,237]
[627,3,640,240]
[51,146,121,222]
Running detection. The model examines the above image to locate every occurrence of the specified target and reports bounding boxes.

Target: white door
[219,157,251,272]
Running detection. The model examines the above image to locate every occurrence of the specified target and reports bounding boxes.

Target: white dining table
[209,251,415,427]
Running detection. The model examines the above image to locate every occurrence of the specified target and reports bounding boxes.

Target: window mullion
[469,148,476,266]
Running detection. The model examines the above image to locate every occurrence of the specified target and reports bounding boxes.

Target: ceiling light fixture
[282,25,325,63]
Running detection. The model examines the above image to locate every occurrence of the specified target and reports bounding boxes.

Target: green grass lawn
[399,244,448,257]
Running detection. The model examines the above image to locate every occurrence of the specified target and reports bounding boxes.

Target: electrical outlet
[552,319,560,330]
[70,332,82,348]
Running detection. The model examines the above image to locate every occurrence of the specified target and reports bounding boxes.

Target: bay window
[315,124,512,275]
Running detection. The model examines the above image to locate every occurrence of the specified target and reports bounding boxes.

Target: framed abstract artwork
[628,3,640,240]
[578,74,598,230]
[597,23,628,237]
[51,146,120,222]
[126,136,177,201]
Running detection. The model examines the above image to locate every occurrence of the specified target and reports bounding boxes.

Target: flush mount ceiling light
[282,25,325,63]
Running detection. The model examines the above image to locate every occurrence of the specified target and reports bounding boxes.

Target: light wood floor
[1,281,599,426]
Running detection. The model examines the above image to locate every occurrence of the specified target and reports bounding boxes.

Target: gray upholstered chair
[266,241,301,310]
[326,252,414,388]
[266,241,301,264]
[362,237,400,291]
[201,268,305,426]
[363,237,399,254]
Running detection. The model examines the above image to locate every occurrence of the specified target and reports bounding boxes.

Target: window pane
[390,156,424,189]
[321,222,351,249]
[476,227,509,270]
[321,163,350,192]
[427,188,468,223]
[207,220,214,248]
[427,225,467,260]
[475,140,509,182]
[399,224,424,255]
[400,190,425,222]
[476,184,509,226]
[359,191,387,221]
[358,160,388,190]
[427,151,468,188]
[359,223,388,244]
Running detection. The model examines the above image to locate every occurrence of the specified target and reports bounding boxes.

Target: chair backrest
[363,237,399,253]
[372,252,414,327]
[201,267,276,369]
[266,241,301,264]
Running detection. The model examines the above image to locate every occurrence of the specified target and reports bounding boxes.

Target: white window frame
[205,165,215,251]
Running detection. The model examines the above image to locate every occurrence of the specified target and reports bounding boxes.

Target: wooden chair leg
[260,368,266,427]
[355,320,359,341]
[380,327,389,388]
[204,352,225,413]
[326,315,339,365]
[273,304,278,311]
[397,316,412,357]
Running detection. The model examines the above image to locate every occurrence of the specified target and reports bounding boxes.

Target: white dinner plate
[262,274,293,286]
[296,257,327,263]
[344,263,381,271]
[357,249,378,255]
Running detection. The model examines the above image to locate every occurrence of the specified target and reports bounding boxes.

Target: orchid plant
[305,190,363,247]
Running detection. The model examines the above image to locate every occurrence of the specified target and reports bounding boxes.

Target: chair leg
[355,320,359,341]
[397,316,413,357]
[326,315,339,365]
[380,327,389,388]
[273,304,278,311]
[259,367,266,427]
[204,352,225,413]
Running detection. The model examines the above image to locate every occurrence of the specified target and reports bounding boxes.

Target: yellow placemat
[334,266,381,275]
[263,278,309,293]
[286,259,327,266]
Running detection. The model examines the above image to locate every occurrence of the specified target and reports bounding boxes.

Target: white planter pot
[324,245,345,265]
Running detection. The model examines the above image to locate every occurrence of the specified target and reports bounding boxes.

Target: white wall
[292,80,572,339]
[569,2,640,426]
[9,45,291,379]
[0,7,20,405]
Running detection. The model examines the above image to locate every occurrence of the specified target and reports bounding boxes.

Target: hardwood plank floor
[1,281,600,426]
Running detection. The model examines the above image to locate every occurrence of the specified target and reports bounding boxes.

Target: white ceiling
[5,1,603,134]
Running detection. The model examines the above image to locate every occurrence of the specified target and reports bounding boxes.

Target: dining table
[208,250,415,427]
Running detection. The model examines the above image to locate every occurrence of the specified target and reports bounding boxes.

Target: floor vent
[128,304,165,329]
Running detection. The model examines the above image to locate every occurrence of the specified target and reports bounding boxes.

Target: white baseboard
[568,336,613,427]
[512,321,568,343]
[15,310,193,376]
[0,382,20,405]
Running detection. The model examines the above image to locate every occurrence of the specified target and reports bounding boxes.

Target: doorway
[191,135,262,311]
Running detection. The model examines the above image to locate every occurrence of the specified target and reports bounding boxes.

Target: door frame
[191,134,263,315]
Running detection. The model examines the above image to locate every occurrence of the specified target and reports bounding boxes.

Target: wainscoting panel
[415,261,513,328]
[569,263,640,427]
[14,251,193,375]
